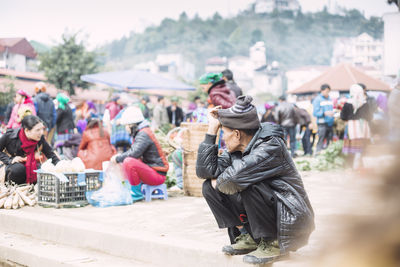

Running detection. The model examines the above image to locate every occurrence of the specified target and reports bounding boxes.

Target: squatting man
[196,95,314,264]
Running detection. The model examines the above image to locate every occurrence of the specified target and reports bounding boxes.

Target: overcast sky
[1,0,398,49]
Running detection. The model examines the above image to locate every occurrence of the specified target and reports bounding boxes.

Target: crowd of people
[0,68,399,264]
[0,69,397,186]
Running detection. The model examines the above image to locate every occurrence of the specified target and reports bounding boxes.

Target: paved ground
[0,169,383,266]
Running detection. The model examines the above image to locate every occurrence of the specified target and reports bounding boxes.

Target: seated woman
[110,106,169,186]
[0,115,59,185]
[196,95,314,264]
[78,119,116,170]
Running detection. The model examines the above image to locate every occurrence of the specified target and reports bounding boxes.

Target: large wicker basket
[180,122,209,197]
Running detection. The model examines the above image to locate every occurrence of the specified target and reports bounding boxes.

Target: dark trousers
[283,126,296,157]
[6,163,27,184]
[302,127,313,155]
[316,124,333,152]
[202,179,277,241]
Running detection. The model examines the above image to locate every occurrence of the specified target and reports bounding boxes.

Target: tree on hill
[39,33,99,95]
[98,7,384,75]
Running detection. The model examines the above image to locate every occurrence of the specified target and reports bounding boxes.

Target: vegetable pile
[0,183,37,209]
[295,141,345,171]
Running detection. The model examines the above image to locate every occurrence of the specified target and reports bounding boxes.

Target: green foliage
[39,33,99,95]
[295,160,312,171]
[295,141,345,171]
[0,76,16,106]
[165,164,177,189]
[99,8,383,75]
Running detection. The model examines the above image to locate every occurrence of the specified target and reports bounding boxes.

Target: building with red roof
[0,38,37,72]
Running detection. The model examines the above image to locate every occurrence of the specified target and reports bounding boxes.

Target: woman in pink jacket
[7,90,36,129]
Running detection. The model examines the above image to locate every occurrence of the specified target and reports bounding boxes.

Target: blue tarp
[81,70,195,91]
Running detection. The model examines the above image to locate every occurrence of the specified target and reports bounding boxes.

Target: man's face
[321,88,330,98]
[222,126,240,153]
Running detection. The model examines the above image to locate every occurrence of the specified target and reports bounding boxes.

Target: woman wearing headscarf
[261,103,276,123]
[7,90,36,129]
[55,93,76,155]
[0,115,59,184]
[341,84,373,169]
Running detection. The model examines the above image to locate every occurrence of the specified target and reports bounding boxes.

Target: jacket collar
[243,122,285,155]
[9,128,20,139]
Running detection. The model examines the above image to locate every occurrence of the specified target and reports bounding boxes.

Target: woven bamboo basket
[180,122,209,197]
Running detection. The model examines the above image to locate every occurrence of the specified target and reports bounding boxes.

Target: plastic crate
[85,171,104,191]
[37,172,88,208]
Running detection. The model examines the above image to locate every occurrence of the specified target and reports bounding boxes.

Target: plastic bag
[86,163,133,207]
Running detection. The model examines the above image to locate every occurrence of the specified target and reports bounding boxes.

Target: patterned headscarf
[349,84,365,112]
[56,93,70,110]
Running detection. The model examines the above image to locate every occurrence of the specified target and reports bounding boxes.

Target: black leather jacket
[274,102,297,127]
[196,123,314,252]
[116,121,169,175]
[0,128,59,166]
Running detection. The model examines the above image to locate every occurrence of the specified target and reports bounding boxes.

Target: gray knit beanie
[218,95,260,130]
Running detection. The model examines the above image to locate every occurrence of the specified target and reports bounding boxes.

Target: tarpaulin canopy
[81,70,195,91]
[288,63,391,95]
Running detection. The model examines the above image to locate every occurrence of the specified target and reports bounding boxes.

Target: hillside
[98,7,383,77]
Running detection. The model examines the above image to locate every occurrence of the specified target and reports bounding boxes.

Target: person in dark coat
[0,115,59,184]
[55,93,75,135]
[222,69,243,98]
[167,97,184,127]
[139,95,151,120]
[295,105,313,156]
[274,95,298,157]
[4,98,15,125]
[261,103,276,124]
[55,93,76,156]
[33,82,55,130]
[199,73,236,109]
[196,95,314,264]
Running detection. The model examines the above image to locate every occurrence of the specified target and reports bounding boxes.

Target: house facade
[331,33,383,70]
[0,38,37,72]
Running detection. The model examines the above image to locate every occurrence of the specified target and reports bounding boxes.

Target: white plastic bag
[86,163,132,207]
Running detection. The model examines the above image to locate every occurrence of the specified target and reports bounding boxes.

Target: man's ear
[234,129,241,139]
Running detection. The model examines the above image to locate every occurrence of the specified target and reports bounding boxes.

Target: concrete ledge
[0,231,151,267]
[0,203,245,266]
